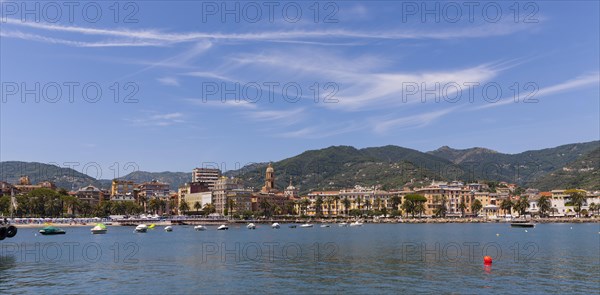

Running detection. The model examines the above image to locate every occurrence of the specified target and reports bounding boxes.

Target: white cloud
[157,77,180,86]
[472,72,600,110]
[2,17,534,47]
[373,108,457,134]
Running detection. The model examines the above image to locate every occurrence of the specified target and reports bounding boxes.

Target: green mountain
[530,147,600,191]
[2,141,598,193]
[0,161,100,190]
[428,141,600,186]
[118,171,191,190]
[226,145,462,194]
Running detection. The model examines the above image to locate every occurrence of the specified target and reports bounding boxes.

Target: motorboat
[39,226,66,235]
[194,225,207,231]
[91,223,107,234]
[134,224,148,233]
[247,223,256,230]
[320,224,330,228]
[339,222,349,227]
[350,221,364,227]
[217,224,229,230]
[510,220,535,228]
[164,226,173,232]
[300,223,313,228]
[272,223,281,229]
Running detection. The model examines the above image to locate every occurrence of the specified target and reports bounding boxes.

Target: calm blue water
[1,223,599,294]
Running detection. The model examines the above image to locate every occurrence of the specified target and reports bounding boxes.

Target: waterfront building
[178,181,211,213]
[75,185,104,207]
[110,179,136,201]
[212,177,252,216]
[12,175,57,193]
[414,182,475,217]
[192,167,221,190]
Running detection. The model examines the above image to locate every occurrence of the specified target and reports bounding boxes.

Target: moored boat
[194,225,207,231]
[164,226,173,232]
[339,222,349,227]
[300,223,313,228]
[320,224,330,228]
[217,224,229,230]
[135,224,148,233]
[271,223,281,229]
[91,223,107,234]
[350,221,363,227]
[247,223,256,230]
[39,226,66,235]
[510,221,535,228]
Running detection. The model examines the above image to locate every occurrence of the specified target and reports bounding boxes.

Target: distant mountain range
[1,141,598,193]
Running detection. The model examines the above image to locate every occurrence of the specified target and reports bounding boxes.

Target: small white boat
[217,224,229,230]
[271,223,281,229]
[164,226,173,232]
[194,225,207,231]
[91,223,107,234]
[320,224,330,228]
[134,224,148,233]
[247,223,256,230]
[300,223,313,228]
[339,222,349,227]
[350,221,363,227]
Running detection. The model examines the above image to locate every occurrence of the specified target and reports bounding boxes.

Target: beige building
[192,168,221,190]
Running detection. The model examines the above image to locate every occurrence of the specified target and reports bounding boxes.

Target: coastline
[9,217,599,228]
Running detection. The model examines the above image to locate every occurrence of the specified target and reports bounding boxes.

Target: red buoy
[483,256,493,265]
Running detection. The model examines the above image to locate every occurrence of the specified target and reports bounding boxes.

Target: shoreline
[8,217,599,228]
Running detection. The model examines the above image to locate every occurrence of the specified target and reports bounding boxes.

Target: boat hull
[91,230,107,234]
[510,223,535,228]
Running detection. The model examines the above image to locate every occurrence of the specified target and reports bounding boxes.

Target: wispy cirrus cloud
[2,17,535,47]
[472,72,600,110]
[157,77,180,86]
[373,107,458,134]
[127,112,185,126]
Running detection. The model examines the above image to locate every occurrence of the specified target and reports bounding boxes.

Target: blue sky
[1,1,599,177]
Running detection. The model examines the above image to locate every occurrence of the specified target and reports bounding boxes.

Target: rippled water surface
[1,223,598,294]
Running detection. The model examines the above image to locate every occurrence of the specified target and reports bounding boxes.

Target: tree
[500,199,513,216]
[565,189,587,217]
[315,196,323,217]
[333,195,340,216]
[179,201,190,215]
[471,199,483,216]
[390,195,401,211]
[365,199,371,213]
[202,203,216,216]
[403,194,427,218]
[513,196,530,217]
[537,196,551,217]
[458,201,467,218]
[434,196,447,218]
[325,197,333,217]
[194,201,202,213]
[227,198,236,217]
[356,197,362,214]
[342,197,351,216]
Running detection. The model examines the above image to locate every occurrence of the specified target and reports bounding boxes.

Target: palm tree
[179,201,189,215]
[356,197,362,215]
[458,201,467,218]
[194,201,202,213]
[227,199,236,217]
[342,197,351,216]
[537,196,551,217]
[365,199,371,215]
[566,189,586,217]
[374,197,382,211]
[315,196,324,217]
[513,196,530,217]
[500,199,513,216]
[415,202,425,218]
[390,195,401,214]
